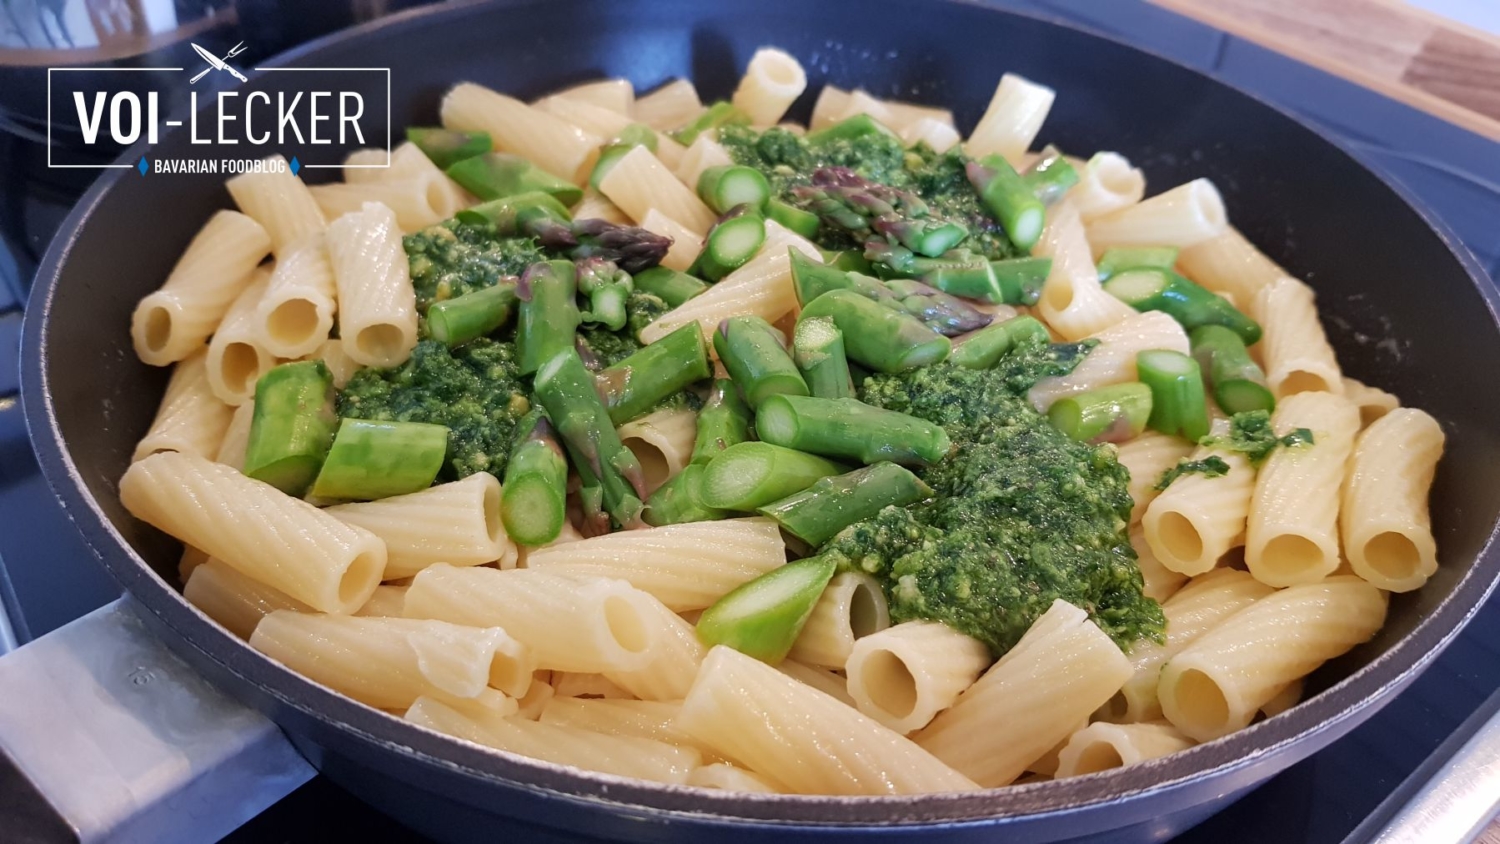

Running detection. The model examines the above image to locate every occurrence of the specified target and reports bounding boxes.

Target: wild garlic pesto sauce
[404,219,543,310]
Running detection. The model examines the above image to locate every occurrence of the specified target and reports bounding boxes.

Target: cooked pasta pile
[120,47,1442,796]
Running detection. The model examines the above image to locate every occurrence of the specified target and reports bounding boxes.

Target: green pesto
[718,126,1021,260]
[1210,410,1315,465]
[824,338,1165,657]
[1155,455,1231,491]
[404,219,543,311]
[336,339,530,479]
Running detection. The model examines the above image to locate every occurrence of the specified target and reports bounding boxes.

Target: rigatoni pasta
[184,558,313,639]
[965,72,1055,165]
[633,79,703,132]
[1342,408,1444,592]
[616,408,698,495]
[132,348,234,462]
[225,155,328,256]
[254,235,337,359]
[205,268,276,406]
[131,210,272,366]
[845,621,990,734]
[731,47,807,126]
[1254,276,1344,397]
[1083,178,1228,252]
[325,473,513,580]
[327,201,419,368]
[440,82,601,183]
[1034,200,1137,341]
[1029,311,1190,410]
[598,146,718,235]
[787,571,890,668]
[1054,722,1194,778]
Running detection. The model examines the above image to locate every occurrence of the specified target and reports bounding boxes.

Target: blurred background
[0,1,1496,841]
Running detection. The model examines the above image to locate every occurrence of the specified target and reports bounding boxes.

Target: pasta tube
[787,572,890,668]
[1054,722,1194,778]
[1084,179,1228,252]
[1254,277,1344,398]
[253,235,336,359]
[325,473,514,580]
[119,452,385,614]
[731,48,808,126]
[327,201,419,368]
[132,348,234,462]
[1342,408,1444,592]
[225,155,328,256]
[184,558,313,639]
[130,210,271,366]
[845,621,991,734]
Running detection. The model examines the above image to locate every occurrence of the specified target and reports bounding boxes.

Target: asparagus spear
[575,257,633,331]
[788,167,931,244]
[755,394,952,466]
[630,266,709,308]
[446,152,583,206]
[643,463,726,526]
[1096,246,1180,282]
[501,412,570,546]
[515,260,581,375]
[699,442,849,511]
[1191,325,1276,415]
[986,257,1052,306]
[967,153,1045,251]
[456,190,571,229]
[798,290,951,372]
[695,556,838,663]
[1021,145,1080,206]
[793,317,855,400]
[1104,268,1262,344]
[597,322,712,425]
[1137,349,1211,441]
[310,419,448,501]
[406,127,491,170]
[426,280,518,346]
[713,316,809,408]
[950,314,1051,369]
[1047,382,1154,444]
[691,205,766,281]
[759,462,932,547]
[697,165,772,214]
[873,217,969,259]
[533,348,647,530]
[805,113,895,145]
[788,250,989,337]
[820,248,873,274]
[766,199,821,239]
[588,124,659,191]
[671,101,751,145]
[243,361,337,495]
[526,216,673,275]
[691,378,752,466]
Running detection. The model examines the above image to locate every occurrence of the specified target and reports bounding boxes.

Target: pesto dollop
[825,342,1165,656]
[1210,410,1315,464]
[404,219,543,310]
[1155,455,1230,491]
[337,338,529,478]
[718,125,1022,260]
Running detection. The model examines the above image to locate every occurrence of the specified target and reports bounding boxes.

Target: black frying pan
[21,0,1500,841]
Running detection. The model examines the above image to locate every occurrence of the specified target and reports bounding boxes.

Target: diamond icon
[137,158,148,175]
[289,156,301,176]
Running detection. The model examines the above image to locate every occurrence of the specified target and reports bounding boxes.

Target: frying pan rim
[20,0,1500,828]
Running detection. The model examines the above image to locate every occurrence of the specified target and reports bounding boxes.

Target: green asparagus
[755,394,952,466]
[788,249,988,337]
[987,257,1052,306]
[793,316,855,400]
[643,463,726,526]
[459,193,673,275]
[575,257,633,331]
[629,266,709,308]
[1103,268,1262,344]
[515,260,580,375]
[456,190,570,229]
[533,348,647,530]
[805,113,894,145]
[766,199,821,239]
[501,412,570,546]
[696,165,772,214]
[798,290,951,372]
[699,442,849,511]
[695,556,838,663]
[949,314,1051,369]
[1096,246,1180,282]
[446,152,583,206]
[1046,382,1153,444]
[691,205,766,281]
[713,316,809,408]
[691,378,752,465]
[406,127,491,170]
[1021,145,1080,206]
[821,248,874,274]
[1191,325,1276,415]
[597,322,712,425]
[426,280,518,346]
[1137,349,1211,441]
[671,101,750,145]
[310,419,448,501]
[244,361,337,495]
[759,462,931,547]
[966,154,1046,250]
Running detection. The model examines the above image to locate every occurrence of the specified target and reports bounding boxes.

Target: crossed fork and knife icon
[189,41,248,84]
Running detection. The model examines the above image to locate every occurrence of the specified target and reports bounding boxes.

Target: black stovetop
[2,1,1498,841]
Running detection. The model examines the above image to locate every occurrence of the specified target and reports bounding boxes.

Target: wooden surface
[1151,0,1500,140]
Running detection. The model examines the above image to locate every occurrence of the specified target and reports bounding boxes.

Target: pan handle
[0,597,315,843]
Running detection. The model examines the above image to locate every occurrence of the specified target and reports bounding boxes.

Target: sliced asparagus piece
[699,442,848,511]
[697,165,772,214]
[691,378,752,466]
[1046,382,1153,444]
[1191,325,1276,415]
[798,290,950,372]
[695,556,838,663]
[691,206,766,281]
[1137,349,1211,441]
[1104,267,1262,344]
[630,266,709,308]
[1021,145,1080,206]
[426,280,518,346]
[515,260,580,375]
[755,394,952,466]
[244,361,337,495]
[501,412,570,546]
[671,100,751,145]
[793,316,855,400]
[406,127,491,170]
[766,199,821,239]
[311,419,448,501]
[643,463,727,526]
[759,462,931,547]
[950,314,1051,369]
[713,315,809,408]
[597,322,712,425]
[967,153,1045,250]
[1096,246,1180,282]
[446,152,583,206]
